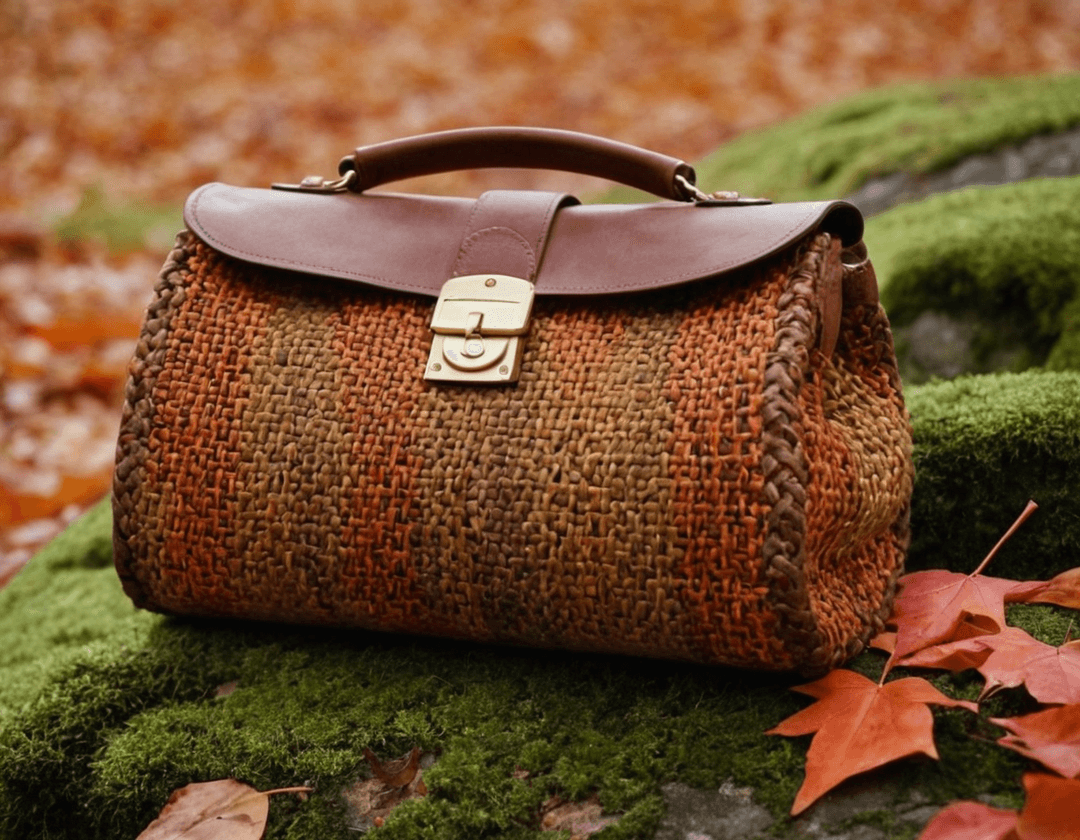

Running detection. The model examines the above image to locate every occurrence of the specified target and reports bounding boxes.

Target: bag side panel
[796,236,913,674]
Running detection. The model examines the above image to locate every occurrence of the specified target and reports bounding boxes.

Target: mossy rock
[839,347,1080,607]
[865,176,1080,381]
[692,73,1080,203]
[905,370,1080,579]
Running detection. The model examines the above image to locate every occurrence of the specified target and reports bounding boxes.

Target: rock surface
[845,124,1080,218]
[657,776,946,840]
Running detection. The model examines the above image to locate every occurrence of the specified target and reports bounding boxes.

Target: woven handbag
[113,128,913,674]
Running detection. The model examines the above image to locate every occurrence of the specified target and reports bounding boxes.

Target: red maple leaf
[887,502,1039,668]
[918,775,1080,840]
[975,628,1080,704]
[991,705,1080,779]
[1015,773,1080,840]
[896,626,1080,704]
[1007,566,1080,610]
[767,669,977,816]
[916,800,1018,840]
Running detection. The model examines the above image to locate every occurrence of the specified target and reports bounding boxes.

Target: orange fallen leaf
[1015,773,1080,840]
[889,570,1011,660]
[0,472,112,530]
[0,555,27,591]
[973,628,1080,704]
[870,621,1000,657]
[26,313,142,352]
[767,669,977,816]
[898,626,1080,704]
[888,569,1025,666]
[869,630,897,653]
[916,800,1018,840]
[893,615,1001,672]
[991,705,1080,779]
[898,635,995,674]
[887,502,1039,668]
[1008,567,1080,610]
[136,780,311,840]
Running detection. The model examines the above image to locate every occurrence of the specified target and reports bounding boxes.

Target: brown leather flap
[184,183,863,297]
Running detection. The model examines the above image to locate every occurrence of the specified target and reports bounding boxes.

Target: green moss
[0,497,146,718]
[1004,604,1077,646]
[689,74,1080,203]
[52,184,183,254]
[906,371,1080,579]
[0,506,810,838]
[863,176,1080,379]
[0,604,810,838]
[1046,297,1080,371]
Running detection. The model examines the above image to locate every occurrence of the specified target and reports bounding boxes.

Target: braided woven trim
[762,233,913,674]
[112,231,194,608]
[761,234,822,670]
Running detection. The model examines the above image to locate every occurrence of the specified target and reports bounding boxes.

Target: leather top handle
[337,127,699,201]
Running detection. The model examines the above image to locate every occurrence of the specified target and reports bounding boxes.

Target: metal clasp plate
[425,274,534,384]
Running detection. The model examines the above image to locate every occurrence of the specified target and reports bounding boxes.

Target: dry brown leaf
[540,794,619,838]
[363,745,422,788]
[342,748,430,832]
[136,780,311,840]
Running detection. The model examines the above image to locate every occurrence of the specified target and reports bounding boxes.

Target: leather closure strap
[184,184,864,301]
[425,190,578,383]
[451,190,579,281]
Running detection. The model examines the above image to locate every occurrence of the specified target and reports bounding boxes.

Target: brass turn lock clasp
[425,274,535,384]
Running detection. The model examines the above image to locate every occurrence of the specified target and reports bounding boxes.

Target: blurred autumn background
[1,0,1079,586]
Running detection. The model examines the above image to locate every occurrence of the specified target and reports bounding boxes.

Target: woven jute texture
[113,229,912,673]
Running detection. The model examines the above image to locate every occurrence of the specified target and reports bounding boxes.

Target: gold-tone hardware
[271,170,357,193]
[425,274,534,384]
[675,173,711,202]
[674,174,771,206]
